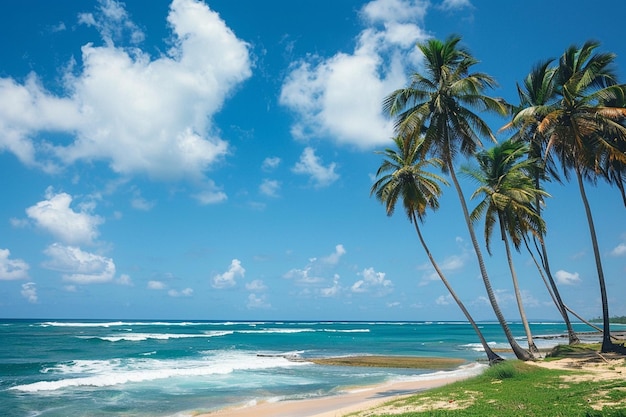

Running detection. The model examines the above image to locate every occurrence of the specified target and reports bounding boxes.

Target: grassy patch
[350,361,626,417]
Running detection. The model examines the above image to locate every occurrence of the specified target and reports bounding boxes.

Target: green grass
[349,361,626,417]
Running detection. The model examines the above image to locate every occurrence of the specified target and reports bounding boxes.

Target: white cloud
[168,287,193,297]
[245,279,267,291]
[78,0,145,46]
[0,0,251,182]
[418,249,469,286]
[212,259,245,288]
[130,190,155,211]
[351,267,393,295]
[555,270,581,285]
[610,243,626,257]
[21,282,38,303]
[148,280,166,290]
[439,0,472,11]
[321,244,346,265]
[283,266,324,284]
[43,243,116,284]
[320,274,341,297]
[192,181,228,205]
[0,249,30,280]
[247,293,271,309]
[259,179,281,197]
[26,188,103,246]
[262,156,281,171]
[292,147,339,188]
[435,294,452,306]
[116,274,133,286]
[279,0,428,148]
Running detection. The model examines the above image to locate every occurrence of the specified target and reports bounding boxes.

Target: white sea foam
[12,352,309,393]
[77,330,233,342]
[460,341,498,352]
[38,321,206,328]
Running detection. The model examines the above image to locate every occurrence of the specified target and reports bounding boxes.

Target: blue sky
[0,0,624,321]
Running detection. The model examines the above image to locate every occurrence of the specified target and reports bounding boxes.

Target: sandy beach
[200,371,476,417]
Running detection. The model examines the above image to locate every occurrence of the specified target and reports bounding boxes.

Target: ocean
[0,319,610,417]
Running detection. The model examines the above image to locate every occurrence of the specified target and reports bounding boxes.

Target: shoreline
[199,376,471,417]
[197,361,486,417]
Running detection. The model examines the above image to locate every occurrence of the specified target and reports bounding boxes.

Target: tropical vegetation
[373,35,626,358]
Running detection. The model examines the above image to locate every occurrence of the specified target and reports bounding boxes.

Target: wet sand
[200,373,472,417]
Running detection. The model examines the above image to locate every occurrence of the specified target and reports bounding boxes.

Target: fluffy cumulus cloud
[279,0,428,148]
[351,267,393,295]
[26,188,103,245]
[247,293,271,309]
[212,259,245,288]
[0,0,251,181]
[321,244,346,265]
[320,274,341,297]
[168,288,193,297]
[262,157,281,171]
[435,294,453,306]
[0,249,30,280]
[245,279,267,291]
[555,270,581,285]
[259,179,281,198]
[148,280,166,290]
[43,243,116,284]
[284,244,347,291]
[21,282,38,303]
[292,147,339,188]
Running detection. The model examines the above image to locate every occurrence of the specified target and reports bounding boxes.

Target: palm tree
[536,41,626,353]
[371,134,504,364]
[463,139,550,355]
[503,61,581,344]
[383,35,533,360]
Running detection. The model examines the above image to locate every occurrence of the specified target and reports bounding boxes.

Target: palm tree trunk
[533,182,579,344]
[575,167,616,353]
[498,216,538,355]
[447,158,532,361]
[411,212,504,365]
[524,236,581,344]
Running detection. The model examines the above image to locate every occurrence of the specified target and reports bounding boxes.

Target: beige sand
[199,375,471,417]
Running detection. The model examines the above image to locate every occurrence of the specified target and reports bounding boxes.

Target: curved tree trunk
[447,159,533,361]
[524,236,581,344]
[532,182,580,344]
[575,167,618,353]
[498,216,538,355]
[411,212,504,365]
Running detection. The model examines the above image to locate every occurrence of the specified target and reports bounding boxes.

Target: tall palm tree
[463,139,550,355]
[371,134,504,364]
[383,35,533,360]
[536,41,626,353]
[503,61,581,344]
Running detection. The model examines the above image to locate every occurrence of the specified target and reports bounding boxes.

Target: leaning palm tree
[383,35,533,360]
[503,61,581,344]
[463,139,550,356]
[537,41,626,353]
[371,134,504,364]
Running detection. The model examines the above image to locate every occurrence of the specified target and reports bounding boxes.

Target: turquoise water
[0,320,605,416]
